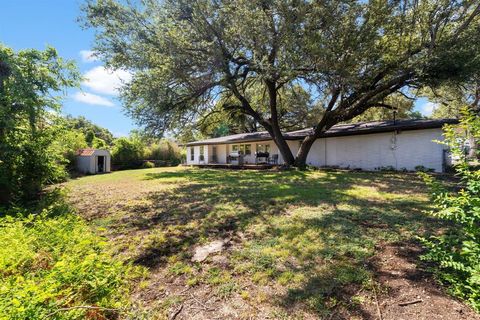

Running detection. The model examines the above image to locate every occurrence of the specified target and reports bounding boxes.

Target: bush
[111,137,145,169]
[141,161,155,168]
[415,165,434,173]
[0,206,140,319]
[144,140,182,163]
[420,108,480,311]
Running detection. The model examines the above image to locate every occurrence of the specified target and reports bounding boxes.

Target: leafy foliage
[0,44,79,204]
[64,115,115,147]
[82,0,480,166]
[111,136,145,169]
[0,203,139,320]
[112,133,182,169]
[420,109,480,311]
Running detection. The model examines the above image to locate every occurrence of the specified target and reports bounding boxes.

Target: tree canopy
[0,44,79,203]
[82,0,480,166]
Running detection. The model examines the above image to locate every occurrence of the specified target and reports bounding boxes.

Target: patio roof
[184,118,458,147]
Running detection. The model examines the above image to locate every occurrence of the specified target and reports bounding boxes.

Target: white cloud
[72,91,115,107]
[420,102,437,116]
[79,50,99,63]
[82,66,132,95]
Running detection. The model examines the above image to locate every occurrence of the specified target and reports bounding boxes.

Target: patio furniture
[268,154,279,165]
[227,152,244,165]
[255,152,269,164]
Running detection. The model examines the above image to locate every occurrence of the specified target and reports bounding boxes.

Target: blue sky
[0,0,435,137]
[0,0,136,137]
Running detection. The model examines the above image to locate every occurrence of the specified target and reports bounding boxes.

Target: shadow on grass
[116,169,442,317]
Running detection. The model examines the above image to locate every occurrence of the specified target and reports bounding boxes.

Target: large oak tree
[82,0,480,167]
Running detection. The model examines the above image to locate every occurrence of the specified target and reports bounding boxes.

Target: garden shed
[76,149,111,174]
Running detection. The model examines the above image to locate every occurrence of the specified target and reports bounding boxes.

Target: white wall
[185,128,446,171]
[305,128,445,172]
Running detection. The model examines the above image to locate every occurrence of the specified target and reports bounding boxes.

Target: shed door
[97,156,105,173]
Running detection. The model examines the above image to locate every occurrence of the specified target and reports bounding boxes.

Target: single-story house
[76,149,111,174]
[185,119,458,172]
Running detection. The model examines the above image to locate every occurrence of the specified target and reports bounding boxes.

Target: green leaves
[420,109,480,311]
[0,44,79,204]
[0,209,138,320]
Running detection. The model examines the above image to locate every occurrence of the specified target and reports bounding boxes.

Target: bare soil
[356,242,480,320]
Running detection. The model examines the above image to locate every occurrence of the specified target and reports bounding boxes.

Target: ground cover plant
[65,167,480,319]
[0,196,142,320]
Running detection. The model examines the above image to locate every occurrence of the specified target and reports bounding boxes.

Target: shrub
[420,108,480,311]
[144,140,182,164]
[141,161,155,169]
[111,137,145,169]
[0,207,140,319]
[415,165,434,172]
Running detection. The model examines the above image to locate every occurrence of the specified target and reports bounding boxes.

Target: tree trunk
[265,80,295,165]
[294,135,317,168]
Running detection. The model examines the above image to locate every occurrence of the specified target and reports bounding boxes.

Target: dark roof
[184,118,458,146]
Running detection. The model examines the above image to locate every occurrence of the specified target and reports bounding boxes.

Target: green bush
[144,140,182,164]
[420,108,480,311]
[141,161,155,168]
[0,207,140,319]
[111,137,145,169]
[0,45,79,204]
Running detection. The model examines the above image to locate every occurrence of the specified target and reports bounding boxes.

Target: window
[199,146,204,161]
[190,147,194,161]
[232,144,251,155]
[256,143,270,153]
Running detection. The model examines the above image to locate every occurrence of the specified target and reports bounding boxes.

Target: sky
[0,0,437,137]
[0,0,136,137]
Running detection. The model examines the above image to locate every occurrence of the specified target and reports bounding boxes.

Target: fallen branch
[44,305,120,319]
[398,299,423,307]
[371,279,383,320]
[169,304,183,320]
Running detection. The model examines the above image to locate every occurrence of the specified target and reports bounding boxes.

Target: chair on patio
[268,154,279,165]
[255,152,269,164]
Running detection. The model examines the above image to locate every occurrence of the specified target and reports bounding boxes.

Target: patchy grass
[64,167,467,319]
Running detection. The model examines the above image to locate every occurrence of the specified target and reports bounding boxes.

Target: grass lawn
[65,167,477,319]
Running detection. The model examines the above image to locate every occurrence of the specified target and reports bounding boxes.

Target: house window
[256,143,270,153]
[199,146,204,161]
[232,144,251,155]
[190,147,194,161]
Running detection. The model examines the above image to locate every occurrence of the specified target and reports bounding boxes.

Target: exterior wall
[305,128,445,172]
[185,128,446,172]
[76,156,92,174]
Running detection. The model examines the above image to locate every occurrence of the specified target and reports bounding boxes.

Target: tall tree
[82,0,480,167]
[0,45,79,203]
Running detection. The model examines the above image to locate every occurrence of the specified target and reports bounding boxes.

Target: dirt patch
[359,242,479,320]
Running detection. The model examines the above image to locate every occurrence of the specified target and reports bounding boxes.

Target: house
[185,119,458,172]
[76,149,111,174]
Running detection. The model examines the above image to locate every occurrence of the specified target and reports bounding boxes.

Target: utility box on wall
[76,149,111,174]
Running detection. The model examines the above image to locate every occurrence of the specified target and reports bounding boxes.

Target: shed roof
[184,118,458,146]
[77,149,96,156]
